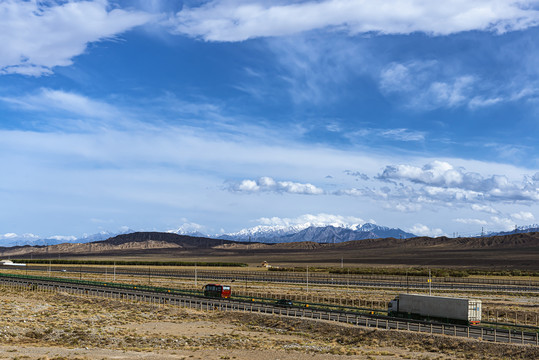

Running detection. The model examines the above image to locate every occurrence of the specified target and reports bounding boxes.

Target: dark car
[275,299,293,307]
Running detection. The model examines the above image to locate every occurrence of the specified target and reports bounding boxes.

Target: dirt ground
[0,286,537,360]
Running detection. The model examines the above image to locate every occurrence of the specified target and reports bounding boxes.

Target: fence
[0,275,537,346]
[3,267,538,327]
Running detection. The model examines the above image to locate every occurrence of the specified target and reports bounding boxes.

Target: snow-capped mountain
[166,224,207,238]
[218,223,416,243]
[486,224,539,237]
[217,224,311,242]
[0,229,134,247]
[1,222,416,247]
[77,229,135,243]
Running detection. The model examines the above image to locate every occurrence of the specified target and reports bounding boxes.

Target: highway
[0,273,537,346]
[11,264,539,293]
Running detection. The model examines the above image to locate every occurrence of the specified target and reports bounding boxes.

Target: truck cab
[387,297,399,315]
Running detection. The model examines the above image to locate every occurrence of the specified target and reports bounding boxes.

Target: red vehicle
[203,284,231,298]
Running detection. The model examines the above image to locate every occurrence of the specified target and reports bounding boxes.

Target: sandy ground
[0,286,537,360]
[0,345,366,360]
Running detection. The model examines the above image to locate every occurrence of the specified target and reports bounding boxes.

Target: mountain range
[1,223,414,247]
[3,222,539,248]
[217,223,415,243]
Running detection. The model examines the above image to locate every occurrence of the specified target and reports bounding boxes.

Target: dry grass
[1,266,538,325]
[0,285,537,359]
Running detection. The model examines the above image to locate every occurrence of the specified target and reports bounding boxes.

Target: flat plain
[0,285,537,360]
[0,232,537,359]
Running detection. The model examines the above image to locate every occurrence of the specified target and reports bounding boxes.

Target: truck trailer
[388,294,482,325]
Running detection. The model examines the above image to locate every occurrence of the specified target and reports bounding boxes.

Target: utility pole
[406,270,409,294]
[306,266,309,293]
[428,269,432,296]
[195,262,198,288]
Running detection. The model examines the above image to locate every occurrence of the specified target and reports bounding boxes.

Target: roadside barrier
[0,274,537,346]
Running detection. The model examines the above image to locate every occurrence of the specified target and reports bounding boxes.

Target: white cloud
[468,96,504,108]
[1,88,120,119]
[407,224,444,237]
[379,161,465,187]
[490,216,517,231]
[0,233,39,240]
[0,0,153,76]
[392,203,422,212]
[454,218,488,225]
[380,61,477,109]
[377,160,539,202]
[349,127,425,142]
[2,90,538,236]
[1,233,18,239]
[471,204,499,214]
[48,235,77,241]
[256,213,365,228]
[380,60,539,110]
[511,211,535,221]
[335,187,390,199]
[170,0,539,42]
[230,176,324,195]
[265,35,365,104]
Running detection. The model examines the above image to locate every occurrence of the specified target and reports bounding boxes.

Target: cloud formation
[1,88,119,119]
[349,127,426,142]
[407,223,443,237]
[171,0,539,41]
[377,160,539,202]
[0,0,152,76]
[230,177,324,195]
[256,213,366,228]
[380,61,477,109]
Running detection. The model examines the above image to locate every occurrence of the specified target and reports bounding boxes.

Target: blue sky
[1,0,539,240]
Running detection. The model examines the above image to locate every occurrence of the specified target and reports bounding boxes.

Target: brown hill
[97,232,234,249]
[1,232,537,270]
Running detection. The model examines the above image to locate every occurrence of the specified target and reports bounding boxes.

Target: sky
[1,0,539,240]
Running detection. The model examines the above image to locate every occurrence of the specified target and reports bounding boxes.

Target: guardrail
[3,267,538,326]
[0,273,537,346]
[5,264,538,287]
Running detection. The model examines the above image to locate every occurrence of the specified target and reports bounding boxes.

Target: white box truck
[388,294,482,324]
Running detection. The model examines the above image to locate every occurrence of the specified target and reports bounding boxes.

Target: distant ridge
[99,232,237,248]
[487,224,539,237]
[218,223,415,243]
[1,232,537,270]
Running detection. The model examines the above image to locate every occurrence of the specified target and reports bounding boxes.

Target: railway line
[9,265,539,293]
[0,273,537,346]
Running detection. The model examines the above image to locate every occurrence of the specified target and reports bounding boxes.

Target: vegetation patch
[13,259,248,267]
[269,266,539,277]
